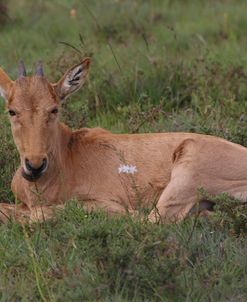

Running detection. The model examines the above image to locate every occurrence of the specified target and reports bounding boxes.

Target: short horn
[18,59,27,77]
[36,60,44,76]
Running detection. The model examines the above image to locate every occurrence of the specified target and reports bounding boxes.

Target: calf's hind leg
[148,137,247,223]
[148,139,203,223]
[148,169,199,223]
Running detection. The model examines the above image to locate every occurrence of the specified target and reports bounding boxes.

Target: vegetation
[0,0,7,26]
[0,0,247,300]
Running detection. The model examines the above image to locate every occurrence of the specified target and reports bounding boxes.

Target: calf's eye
[51,108,58,114]
[8,110,16,116]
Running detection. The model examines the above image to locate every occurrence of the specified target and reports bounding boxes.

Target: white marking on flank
[118,164,138,175]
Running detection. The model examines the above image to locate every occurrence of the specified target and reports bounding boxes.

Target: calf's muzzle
[22,156,48,182]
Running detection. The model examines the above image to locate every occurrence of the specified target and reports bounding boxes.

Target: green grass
[1,202,247,302]
[1,0,247,301]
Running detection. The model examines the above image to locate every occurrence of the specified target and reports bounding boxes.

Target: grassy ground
[1,0,247,301]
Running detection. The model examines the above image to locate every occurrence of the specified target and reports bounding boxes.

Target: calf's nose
[24,156,48,174]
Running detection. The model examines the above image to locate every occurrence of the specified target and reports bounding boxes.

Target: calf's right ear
[0,67,13,100]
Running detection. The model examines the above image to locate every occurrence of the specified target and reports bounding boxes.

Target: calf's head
[0,58,90,181]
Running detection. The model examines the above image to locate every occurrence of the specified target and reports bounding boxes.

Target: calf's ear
[53,58,91,101]
[0,67,13,100]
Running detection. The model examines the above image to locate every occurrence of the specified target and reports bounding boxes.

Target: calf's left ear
[53,58,91,101]
[0,67,13,100]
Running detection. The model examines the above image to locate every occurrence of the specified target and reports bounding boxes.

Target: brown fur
[1,59,247,223]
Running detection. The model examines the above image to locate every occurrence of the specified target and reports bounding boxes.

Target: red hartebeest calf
[0,58,247,223]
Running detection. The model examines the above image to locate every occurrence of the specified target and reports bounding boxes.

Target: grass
[0,0,247,300]
[1,202,247,301]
